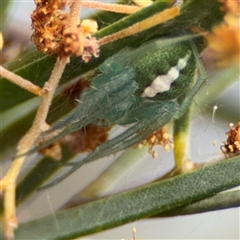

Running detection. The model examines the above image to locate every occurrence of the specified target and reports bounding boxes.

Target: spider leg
[39,100,178,189]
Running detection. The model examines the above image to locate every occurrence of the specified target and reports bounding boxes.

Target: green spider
[31,36,207,189]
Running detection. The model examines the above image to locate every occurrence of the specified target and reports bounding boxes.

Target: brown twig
[0,65,42,96]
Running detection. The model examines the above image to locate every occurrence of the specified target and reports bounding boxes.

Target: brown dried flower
[63,124,109,153]
[58,27,84,57]
[31,1,99,62]
[38,124,109,160]
[82,36,100,63]
[221,122,240,155]
[137,127,173,158]
[31,0,67,54]
[57,19,99,60]
[38,142,62,160]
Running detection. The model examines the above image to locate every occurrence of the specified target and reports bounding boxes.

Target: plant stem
[173,107,195,172]
[0,65,42,96]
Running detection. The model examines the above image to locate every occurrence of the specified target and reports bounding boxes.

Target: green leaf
[14,155,240,239]
[156,190,240,217]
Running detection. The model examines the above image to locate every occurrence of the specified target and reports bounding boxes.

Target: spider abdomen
[131,42,196,101]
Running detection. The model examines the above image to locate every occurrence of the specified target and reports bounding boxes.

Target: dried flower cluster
[31,0,99,61]
[31,0,67,54]
[205,0,240,67]
[59,19,99,61]
[221,122,240,155]
[39,141,62,160]
[137,127,173,158]
[38,124,109,160]
[63,124,109,153]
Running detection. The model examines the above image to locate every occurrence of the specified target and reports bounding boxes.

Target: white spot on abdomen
[142,51,191,98]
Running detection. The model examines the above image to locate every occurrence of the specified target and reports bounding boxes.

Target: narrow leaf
[156,189,240,217]
[14,155,240,239]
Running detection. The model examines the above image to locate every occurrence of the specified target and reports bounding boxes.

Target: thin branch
[1,55,70,240]
[82,1,141,14]
[0,65,42,96]
[67,0,83,28]
[17,58,69,152]
[99,6,180,46]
